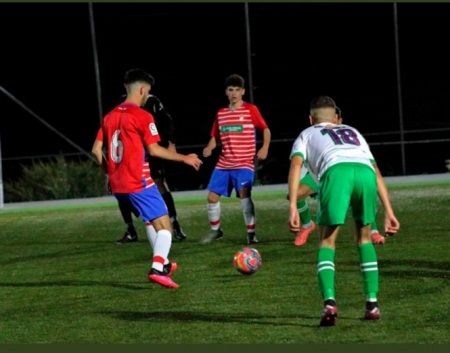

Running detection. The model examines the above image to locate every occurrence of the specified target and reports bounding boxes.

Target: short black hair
[310,96,336,110]
[225,74,245,88]
[124,68,155,86]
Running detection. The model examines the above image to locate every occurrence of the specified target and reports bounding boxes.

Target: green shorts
[316,163,377,226]
[300,172,319,198]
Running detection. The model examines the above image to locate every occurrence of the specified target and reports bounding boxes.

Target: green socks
[297,199,312,226]
[358,242,379,301]
[317,247,336,301]
[317,243,379,303]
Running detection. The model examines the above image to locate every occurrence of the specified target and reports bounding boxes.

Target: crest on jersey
[149,122,159,135]
[239,115,244,120]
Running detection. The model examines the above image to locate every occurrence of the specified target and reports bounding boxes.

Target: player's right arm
[91,128,108,174]
[91,139,103,165]
[203,115,220,157]
[203,137,217,157]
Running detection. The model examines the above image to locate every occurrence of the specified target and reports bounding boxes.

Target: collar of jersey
[120,102,139,107]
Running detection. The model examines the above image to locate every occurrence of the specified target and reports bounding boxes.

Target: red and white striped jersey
[210,102,268,171]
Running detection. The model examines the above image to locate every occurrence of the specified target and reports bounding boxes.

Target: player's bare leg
[199,192,224,244]
[147,215,179,288]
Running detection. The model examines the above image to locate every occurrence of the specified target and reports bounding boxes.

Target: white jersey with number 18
[290,123,376,181]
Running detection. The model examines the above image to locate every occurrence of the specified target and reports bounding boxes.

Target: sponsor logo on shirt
[149,123,159,135]
[221,125,243,133]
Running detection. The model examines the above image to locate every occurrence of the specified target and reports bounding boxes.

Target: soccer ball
[233,247,262,275]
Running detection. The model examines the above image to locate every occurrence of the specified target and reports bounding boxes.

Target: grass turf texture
[0,181,449,343]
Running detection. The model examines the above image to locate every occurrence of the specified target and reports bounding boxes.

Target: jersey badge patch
[149,123,159,136]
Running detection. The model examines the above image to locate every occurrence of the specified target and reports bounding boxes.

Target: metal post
[393,3,407,175]
[244,2,255,104]
[89,2,103,126]
[245,3,262,184]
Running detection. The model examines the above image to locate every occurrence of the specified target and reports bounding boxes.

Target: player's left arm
[167,142,177,153]
[147,143,202,170]
[358,130,400,235]
[141,109,202,171]
[372,161,400,236]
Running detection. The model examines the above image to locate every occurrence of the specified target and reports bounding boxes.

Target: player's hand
[184,153,203,171]
[289,205,301,234]
[384,214,400,236]
[256,147,268,161]
[203,147,212,158]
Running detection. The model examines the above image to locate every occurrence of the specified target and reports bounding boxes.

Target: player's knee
[207,193,220,204]
[152,215,172,232]
[297,186,314,200]
[239,188,251,199]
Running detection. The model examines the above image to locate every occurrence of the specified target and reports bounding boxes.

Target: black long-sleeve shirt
[117,94,176,148]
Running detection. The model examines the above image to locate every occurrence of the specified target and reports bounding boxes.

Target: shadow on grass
[379,259,450,271]
[381,271,450,280]
[338,259,450,280]
[0,245,110,266]
[380,259,450,280]
[0,280,148,290]
[99,310,325,327]
[0,240,120,246]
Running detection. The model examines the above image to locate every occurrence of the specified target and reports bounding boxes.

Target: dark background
[1,2,450,191]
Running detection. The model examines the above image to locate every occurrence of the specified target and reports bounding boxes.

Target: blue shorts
[207,168,254,198]
[114,186,168,222]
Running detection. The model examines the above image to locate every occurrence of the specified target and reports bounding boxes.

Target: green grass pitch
[0,181,449,343]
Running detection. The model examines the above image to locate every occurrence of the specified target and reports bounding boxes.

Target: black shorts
[148,156,165,180]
